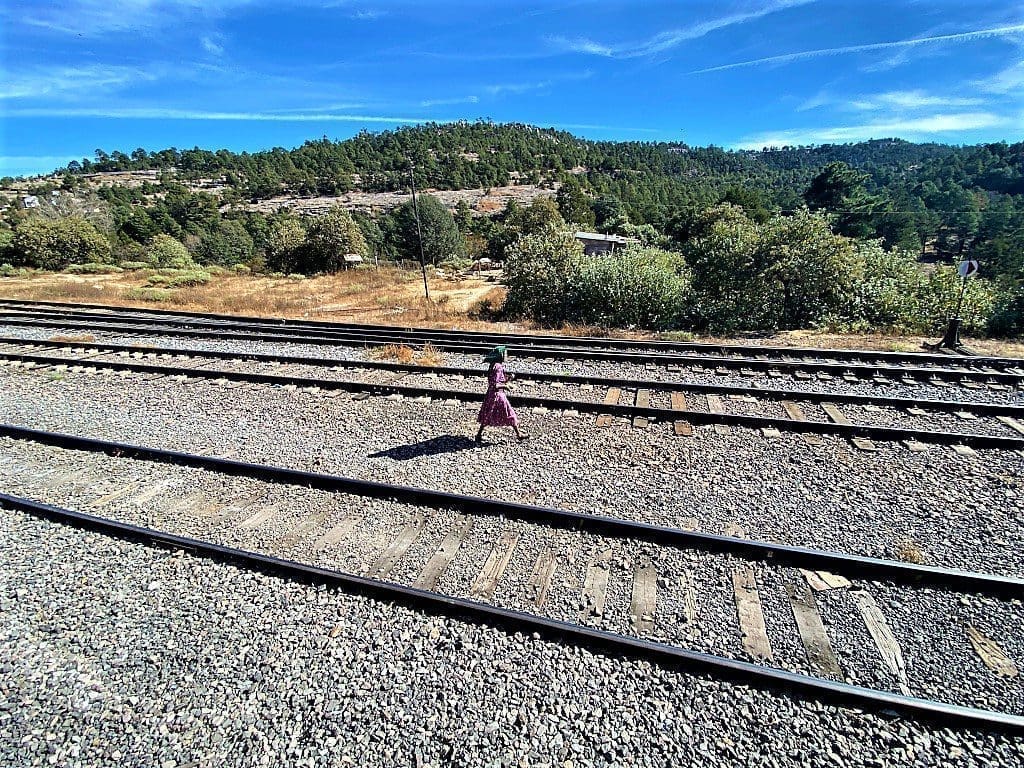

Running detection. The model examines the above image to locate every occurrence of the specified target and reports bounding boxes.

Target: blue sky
[1,0,1022,177]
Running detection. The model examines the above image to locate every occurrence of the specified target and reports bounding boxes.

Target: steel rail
[3,296,1022,368]
[2,422,1023,597]
[3,304,1022,370]
[4,336,1024,418]
[2,314,1022,385]
[4,350,1024,450]
[3,490,1023,734]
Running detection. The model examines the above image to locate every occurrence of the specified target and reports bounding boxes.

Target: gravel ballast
[1,436,1022,717]
[3,509,1023,768]
[0,365,1021,578]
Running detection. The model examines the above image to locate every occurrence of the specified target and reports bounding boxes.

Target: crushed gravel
[0,363,1021,579]
[3,508,1023,768]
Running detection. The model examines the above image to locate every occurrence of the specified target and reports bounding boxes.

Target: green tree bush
[574,248,690,330]
[298,206,368,273]
[149,234,195,269]
[390,194,462,265]
[10,217,112,270]
[503,227,585,325]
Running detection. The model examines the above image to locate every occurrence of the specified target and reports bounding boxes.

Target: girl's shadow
[368,434,484,461]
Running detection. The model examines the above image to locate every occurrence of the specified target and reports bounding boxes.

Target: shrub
[232,263,251,274]
[286,273,305,281]
[468,287,506,320]
[572,248,690,330]
[147,269,211,288]
[988,286,1024,337]
[10,217,112,270]
[126,287,174,302]
[206,265,229,276]
[119,261,151,271]
[835,243,927,333]
[503,227,585,326]
[505,230,690,331]
[149,234,195,269]
[63,263,124,274]
[917,266,997,336]
[0,263,30,277]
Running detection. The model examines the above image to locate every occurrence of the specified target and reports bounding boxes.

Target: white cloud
[14,0,257,36]
[482,70,592,97]
[4,106,439,123]
[351,9,384,21]
[694,23,1024,73]
[980,58,1024,94]
[201,35,225,56]
[549,0,813,59]
[0,65,156,99]
[551,38,614,57]
[420,95,480,108]
[806,89,985,112]
[735,112,1010,149]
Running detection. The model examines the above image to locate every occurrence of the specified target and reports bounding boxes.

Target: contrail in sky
[692,23,1024,73]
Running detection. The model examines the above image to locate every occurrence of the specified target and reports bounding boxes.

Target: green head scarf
[483,345,507,363]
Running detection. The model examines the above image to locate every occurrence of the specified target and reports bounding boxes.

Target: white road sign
[958,260,979,279]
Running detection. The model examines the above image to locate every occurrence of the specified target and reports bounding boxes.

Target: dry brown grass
[2,269,1023,357]
[49,333,97,343]
[415,342,444,367]
[370,344,415,363]
[895,540,926,564]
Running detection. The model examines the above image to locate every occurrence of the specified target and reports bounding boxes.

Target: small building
[574,231,637,256]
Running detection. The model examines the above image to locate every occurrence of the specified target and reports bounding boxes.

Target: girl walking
[475,346,528,443]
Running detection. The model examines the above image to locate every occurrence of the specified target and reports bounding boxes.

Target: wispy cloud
[801,89,984,112]
[735,112,1010,149]
[549,0,813,59]
[14,0,258,36]
[980,57,1024,95]
[0,65,157,99]
[351,8,384,21]
[483,70,593,96]
[420,95,480,108]
[553,38,614,57]
[694,23,1024,73]
[849,90,984,111]
[4,106,440,124]
[201,35,225,56]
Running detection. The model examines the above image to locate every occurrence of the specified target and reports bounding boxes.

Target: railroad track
[1,424,1021,733]
[2,302,1023,386]
[2,337,1024,451]
[1,296,1020,369]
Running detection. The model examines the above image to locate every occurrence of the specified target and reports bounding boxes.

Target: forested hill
[4,122,1023,336]
[54,121,1019,205]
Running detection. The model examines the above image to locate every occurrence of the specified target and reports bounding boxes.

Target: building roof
[574,231,635,244]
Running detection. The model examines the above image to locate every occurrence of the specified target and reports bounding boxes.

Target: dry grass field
[1,269,1022,357]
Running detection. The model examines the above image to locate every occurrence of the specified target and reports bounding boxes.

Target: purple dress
[477,362,519,427]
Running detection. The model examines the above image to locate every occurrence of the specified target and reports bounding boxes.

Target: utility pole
[408,159,431,301]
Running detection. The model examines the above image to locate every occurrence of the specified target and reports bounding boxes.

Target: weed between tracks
[895,540,927,564]
[48,333,97,343]
[371,344,415,364]
[370,342,445,367]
